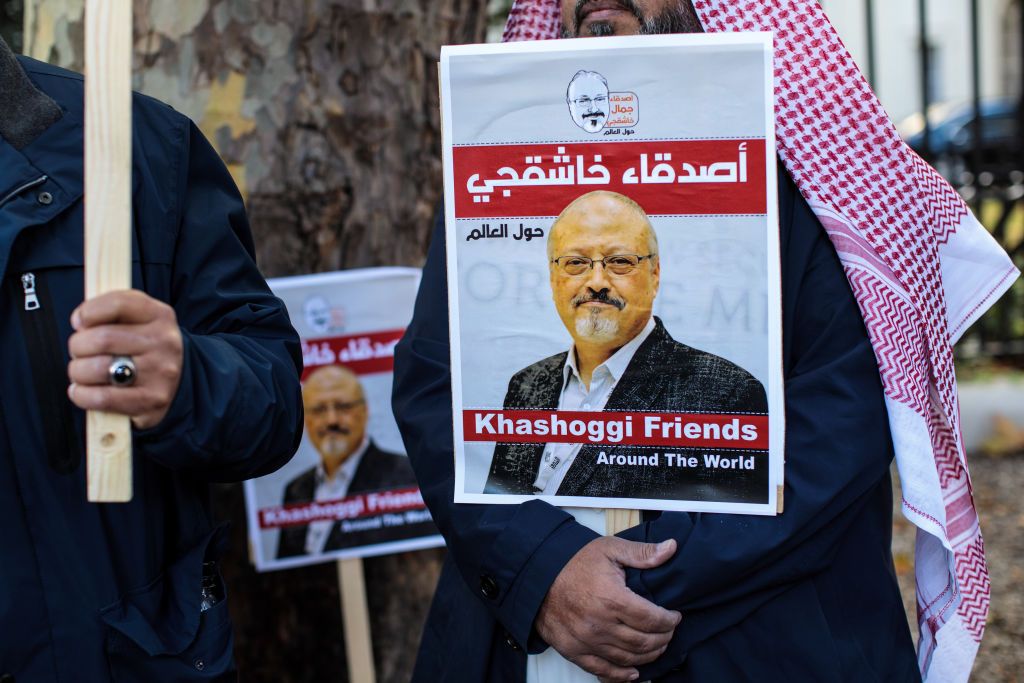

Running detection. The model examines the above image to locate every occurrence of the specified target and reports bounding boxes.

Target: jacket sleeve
[626,175,898,679]
[134,121,304,482]
[392,211,599,652]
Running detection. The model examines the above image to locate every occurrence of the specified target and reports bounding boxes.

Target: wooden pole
[337,558,377,683]
[605,509,641,535]
[85,0,133,503]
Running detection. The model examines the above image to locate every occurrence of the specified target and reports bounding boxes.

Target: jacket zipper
[0,174,48,210]
[13,270,81,474]
[21,273,40,311]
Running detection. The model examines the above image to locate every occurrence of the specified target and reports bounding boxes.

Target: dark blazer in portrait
[276,441,437,559]
[483,317,768,501]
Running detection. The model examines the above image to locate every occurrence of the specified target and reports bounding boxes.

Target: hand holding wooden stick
[84,0,133,502]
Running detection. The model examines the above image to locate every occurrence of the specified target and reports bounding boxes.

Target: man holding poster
[394,1,1018,682]
[0,39,304,682]
[485,191,767,499]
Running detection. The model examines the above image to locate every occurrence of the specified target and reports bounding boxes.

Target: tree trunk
[24,1,489,680]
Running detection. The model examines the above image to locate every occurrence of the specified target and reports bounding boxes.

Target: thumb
[606,538,677,569]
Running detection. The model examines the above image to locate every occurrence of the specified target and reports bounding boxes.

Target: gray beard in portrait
[0,35,63,150]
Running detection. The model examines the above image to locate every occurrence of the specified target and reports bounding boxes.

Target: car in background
[897,98,1021,186]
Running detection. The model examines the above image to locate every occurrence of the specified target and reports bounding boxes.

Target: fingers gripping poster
[244,268,444,572]
[441,34,785,515]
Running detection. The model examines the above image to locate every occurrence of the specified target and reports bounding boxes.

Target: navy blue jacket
[0,58,303,681]
[392,168,921,682]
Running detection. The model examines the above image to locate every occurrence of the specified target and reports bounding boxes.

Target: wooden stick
[605,509,641,535]
[606,509,648,683]
[85,0,133,503]
[337,558,377,683]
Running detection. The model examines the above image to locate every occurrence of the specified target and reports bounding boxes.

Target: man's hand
[67,290,184,430]
[536,536,681,682]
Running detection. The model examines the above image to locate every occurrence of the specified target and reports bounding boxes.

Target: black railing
[787,0,1017,360]
[839,0,1023,358]
[935,0,1023,359]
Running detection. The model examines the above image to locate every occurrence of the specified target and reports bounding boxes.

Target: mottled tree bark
[26,0,488,273]
[24,1,488,680]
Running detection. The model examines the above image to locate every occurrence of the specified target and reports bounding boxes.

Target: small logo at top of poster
[303,295,345,335]
[566,70,638,134]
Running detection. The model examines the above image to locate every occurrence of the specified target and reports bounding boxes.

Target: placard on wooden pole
[337,558,377,683]
[85,0,133,503]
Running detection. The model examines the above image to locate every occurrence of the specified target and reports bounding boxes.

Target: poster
[441,34,784,515]
[244,268,444,572]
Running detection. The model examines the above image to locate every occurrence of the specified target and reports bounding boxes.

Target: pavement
[892,450,1024,682]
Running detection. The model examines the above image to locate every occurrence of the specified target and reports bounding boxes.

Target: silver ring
[108,356,137,387]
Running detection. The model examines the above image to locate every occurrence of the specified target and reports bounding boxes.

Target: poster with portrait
[243,268,444,572]
[441,34,784,515]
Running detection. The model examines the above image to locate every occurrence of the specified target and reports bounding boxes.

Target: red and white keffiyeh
[504,1,1019,681]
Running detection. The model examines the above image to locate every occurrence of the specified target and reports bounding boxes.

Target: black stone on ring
[108,356,137,387]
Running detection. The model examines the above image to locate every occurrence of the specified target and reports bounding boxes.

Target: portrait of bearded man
[483,191,766,500]
[277,365,428,558]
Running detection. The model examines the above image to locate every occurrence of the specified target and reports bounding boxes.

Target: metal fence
[858,0,1024,358]
[925,0,1019,360]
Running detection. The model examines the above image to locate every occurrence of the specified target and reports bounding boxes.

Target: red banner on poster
[463,409,769,450]
[300,329,405,380]
[258,486,427,529]
[453,139,767,218]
